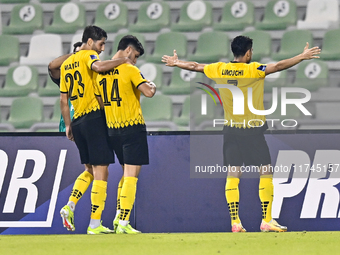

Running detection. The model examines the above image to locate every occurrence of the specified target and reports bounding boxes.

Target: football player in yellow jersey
[94,35,156,234]
[59,25,134,234]
[162,35,320,232]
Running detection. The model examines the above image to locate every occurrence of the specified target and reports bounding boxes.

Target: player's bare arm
[60,93,73,141]
[48,53,73,79]
[162,50,206,73]
[138,80,156,98]
[265,42,321,75]
[92,57,134,73]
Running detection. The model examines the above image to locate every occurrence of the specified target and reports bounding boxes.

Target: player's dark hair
[231,36,253,58]
[82,25,107,43]
[117,35,144,56]
[73,41,82,53]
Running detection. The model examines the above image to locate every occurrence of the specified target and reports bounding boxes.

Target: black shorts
[71,110,115,165]
[109,124,149,166]
[223,125,271,167]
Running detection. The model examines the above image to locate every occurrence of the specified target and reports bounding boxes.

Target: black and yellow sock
[69,171,93,206]
[91,180,107,220]
[119,177,138,222]
[116,176,124,212]
[225,177,240,225]
[259,175,273,223]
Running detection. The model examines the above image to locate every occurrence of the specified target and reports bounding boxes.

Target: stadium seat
[0,0,29,2]
[109,33,146,60]
[271,30,313,61]
[129,2,170,32]
[69,33,82,53]
[141,94,172,121]
[47,99,61,123]
[146,32,187,63]
[297,0,339,30]
[315,102,340,120]
[267,103,302,121]
[40,0,69,3]
[173,96,190,127]
[264,69,287,94]
[0,65,38,97]
[214,0,254,31]
[20,33,63,66]
[5,97,44,129]
[242,30,271,62]
[171,0,212,32]
[139,63,163,90]
[190,93,216,128]
[2,4,43,35]
[293,60,329,91]
[93,2,128,33]
[255,0,297,30]
[38,76,60,97]
[319,29,340,60]
[0,6,2,35]
[45,2,86,34]
[162,68,203,95]
[187,31,229,63]
[0,35,20,66]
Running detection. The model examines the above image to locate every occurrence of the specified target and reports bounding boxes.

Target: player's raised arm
[138,80,156,98]
[265,42,321,75]
[48,42,83,82]
[48,53,73,81]
[162,49,206,73]
[91,57,133,73]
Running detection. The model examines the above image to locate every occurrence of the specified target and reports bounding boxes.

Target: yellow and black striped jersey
[60,50,101,119]
[204,61,267,129]
[94,63,147,131]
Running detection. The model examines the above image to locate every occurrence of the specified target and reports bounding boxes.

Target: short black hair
[73,41,82,53]
[82,25,107,44]
[117,35,144,56]
[231,36,253,58]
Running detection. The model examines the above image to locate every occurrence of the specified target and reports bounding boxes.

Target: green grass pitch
[1,232,339,255]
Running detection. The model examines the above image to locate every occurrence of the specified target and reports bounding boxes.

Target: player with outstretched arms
[162,36,320,232]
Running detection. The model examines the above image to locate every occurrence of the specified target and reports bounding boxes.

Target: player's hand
[148,80,156,88]
[301,42,321,60]
[66,126,74,142]
[123,57,134,65]
[162,50,179,67]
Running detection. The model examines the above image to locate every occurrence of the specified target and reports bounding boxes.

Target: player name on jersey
[99,68,119,75]
[64,61,80,71]
[221,69,244,76]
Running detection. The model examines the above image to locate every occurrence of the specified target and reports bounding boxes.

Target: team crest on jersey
[90,55,98,60]
[257,65,267,71]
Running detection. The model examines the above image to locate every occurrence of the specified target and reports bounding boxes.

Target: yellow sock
[69,171,93,205]
[91,180,107,220]
[116,176,124,212]
[119,177,138,221]
[259,175,273,223]
[225,177,240,225]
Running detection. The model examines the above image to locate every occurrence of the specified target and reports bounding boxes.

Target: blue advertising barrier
[0,131,340,234]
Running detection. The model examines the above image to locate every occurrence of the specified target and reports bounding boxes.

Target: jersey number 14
[99,78,122,107]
